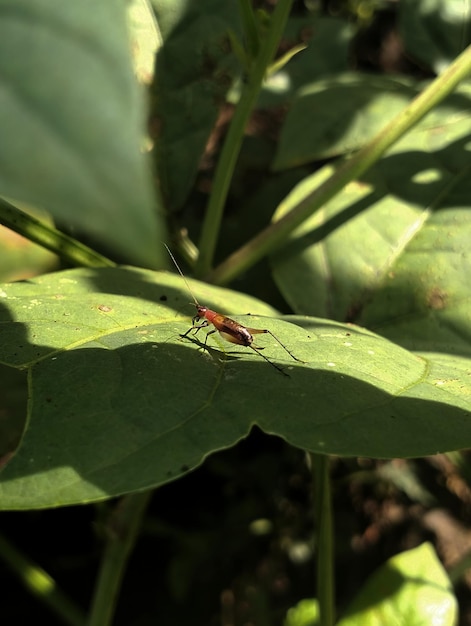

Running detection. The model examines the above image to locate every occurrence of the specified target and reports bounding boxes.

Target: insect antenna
[164,243,200,308]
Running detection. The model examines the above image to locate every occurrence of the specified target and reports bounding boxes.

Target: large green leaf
[152,0,241,211]
[0,269,471,509]
[399,0,471,74]
[0,0,161,266]
[337,543,457,626]
[128,0,161,85]
[273,75,471,170]
[271,90,471,356]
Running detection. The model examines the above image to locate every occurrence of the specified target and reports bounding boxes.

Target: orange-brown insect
[165,245,302,376]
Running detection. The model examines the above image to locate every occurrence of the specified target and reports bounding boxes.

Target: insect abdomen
[219,328,253,346]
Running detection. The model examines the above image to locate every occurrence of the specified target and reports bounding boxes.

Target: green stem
[312,453,334,626]
[0,198,115,267]
[195,0,294,276]
[0,531,86,626]
[87,491,152,626]
[237,0,260,59]
[208,44,471,285]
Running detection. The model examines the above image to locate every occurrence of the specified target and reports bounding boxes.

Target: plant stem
[208,43,471,285]
[0,531,86,626]
[237,0,260,59]
[195,0,294,276]
[312,453,334,626]
[0,198,115,267]
[87,491,152,626]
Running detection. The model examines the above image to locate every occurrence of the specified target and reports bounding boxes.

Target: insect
[165,244,302,376]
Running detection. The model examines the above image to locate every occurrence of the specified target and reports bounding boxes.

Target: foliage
[0,0,469,624]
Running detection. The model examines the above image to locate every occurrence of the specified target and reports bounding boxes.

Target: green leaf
[0,0,161,266]
[273,75,471,170]
[284,598,319,626]
[127,0,161,85]
[273,74,418,169]
[1,269,471,508]
[399,0,471,74]
[337,543,458,626]
[272,90,471,355]
[152,0,241,211]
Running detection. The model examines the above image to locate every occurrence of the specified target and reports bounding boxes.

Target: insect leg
[181,323,216,355]
[180,319,209,339]
[250,346,289,377]
[248,328,303,362]
[205,328,220,350]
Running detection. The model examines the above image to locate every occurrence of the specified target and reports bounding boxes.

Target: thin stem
[208,44,471,285]
[195,0,294,276]
[87,491,152,626]
[0,198,115,267]
[312,453,334,626]
[0,531,86,626]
